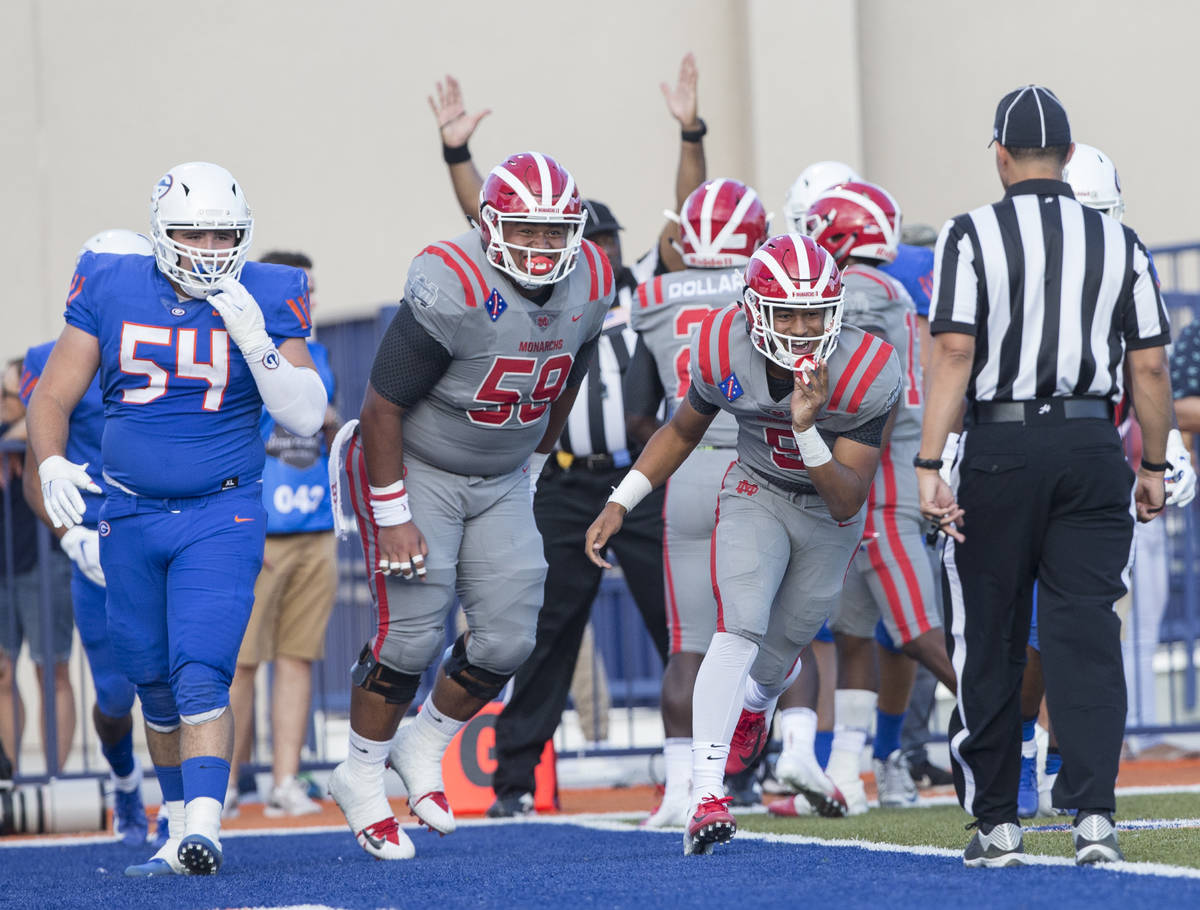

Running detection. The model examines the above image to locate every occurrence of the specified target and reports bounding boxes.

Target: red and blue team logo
[719,372,743,402]
[485,288,507,322]
[98,521,111,537]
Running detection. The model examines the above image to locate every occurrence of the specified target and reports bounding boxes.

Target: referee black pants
[942,415,1133,824]
[491,463,669,800]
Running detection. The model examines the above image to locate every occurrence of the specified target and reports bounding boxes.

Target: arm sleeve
[567,334,599,386]
[624,335,666,418]
[687,383,721,416]
[929,216,980,336]
[368,300,454,408]
[838,401,895,447]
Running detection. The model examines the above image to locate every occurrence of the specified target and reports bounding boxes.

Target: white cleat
[827,772,870,816]
[388,726,456,835]
[328,761,415,860]
[873,749,920,808]
[776,750,849,818]
[641,792,691,828]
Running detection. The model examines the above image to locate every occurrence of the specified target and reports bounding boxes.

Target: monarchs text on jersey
[398,231,613,475]
[689,304,902,488]
[64,252,312,498]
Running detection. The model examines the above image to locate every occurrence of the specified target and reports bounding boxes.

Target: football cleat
[328,761,415,860]
[826,769,869,816]
[113,784,149,847]
[177,833,223,875]
[776,750,848,818]
[767,794,815,817]
[486,791,535,819]
[389,726,456,835]
[725,709,769,776]
[873,750,919,808]
[124,839,184,877]
[963,822,1029,868]
[1074,812,1124,864]
[684,794,737,856]
[643,791,691,828]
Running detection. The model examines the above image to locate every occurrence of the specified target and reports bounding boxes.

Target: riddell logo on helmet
[736,480,759,496]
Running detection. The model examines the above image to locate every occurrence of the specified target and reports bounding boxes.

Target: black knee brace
[443,635,510,701]
[351,645,422,705]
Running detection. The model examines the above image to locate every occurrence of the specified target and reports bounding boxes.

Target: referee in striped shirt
[916,85,1174,868]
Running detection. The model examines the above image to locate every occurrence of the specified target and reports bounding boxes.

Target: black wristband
[913,455,944,471]
[681,118,707,143]
[443,143,471,165]
[1141,458,1171,473]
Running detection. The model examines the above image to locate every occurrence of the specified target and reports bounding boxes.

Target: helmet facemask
[479,206,587,289]
[744,288,844,370]
[149,163,253,299]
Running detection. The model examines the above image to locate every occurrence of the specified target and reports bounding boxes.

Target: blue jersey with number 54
[64,252,311,499]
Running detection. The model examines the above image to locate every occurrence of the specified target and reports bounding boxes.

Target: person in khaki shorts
[228,251,340,817]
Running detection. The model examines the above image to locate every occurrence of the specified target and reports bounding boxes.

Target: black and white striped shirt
[930,178,1170,403]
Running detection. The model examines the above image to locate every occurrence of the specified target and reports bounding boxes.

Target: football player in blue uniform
[25,162,327,876]
[21,230,154,846]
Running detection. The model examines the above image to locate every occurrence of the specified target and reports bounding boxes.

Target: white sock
[112,755,142,793]
[828,688,876,782]
[164,798,186,841]
[779,707,817,756]
[184,795,222,843]
[690,632,758,800]
[346,729,391,785]
[408,693,468,759]
[662,738,692,801]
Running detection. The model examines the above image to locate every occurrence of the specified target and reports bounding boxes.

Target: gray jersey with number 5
[400,230,614,475]
[689,305,902,487]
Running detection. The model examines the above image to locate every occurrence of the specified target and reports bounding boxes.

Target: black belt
[970,398,1113,425]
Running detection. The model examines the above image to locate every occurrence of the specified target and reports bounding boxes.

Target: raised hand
[660,52,699,128]
[428,74,492,149]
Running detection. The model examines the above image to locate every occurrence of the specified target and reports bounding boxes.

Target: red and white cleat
[684,794,737,855]
[766,794,815,817]
[725,709,768,776]
[389,726,456,835]
[775,751,849,818]
[328,761,415,860]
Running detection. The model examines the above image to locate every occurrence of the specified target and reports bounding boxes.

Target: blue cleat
[124,841,183,877]
[113,786,149,847]
[178,833,223,875]
[1017,754,1038,819]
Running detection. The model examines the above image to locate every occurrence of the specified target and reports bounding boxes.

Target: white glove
[61,525,105,587]
[209,278,274,359]
[39,455,102,529]
[938,432,961,486]
[1165,428,1197,508]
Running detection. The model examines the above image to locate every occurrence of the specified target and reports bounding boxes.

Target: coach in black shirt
[915,85,1173,868]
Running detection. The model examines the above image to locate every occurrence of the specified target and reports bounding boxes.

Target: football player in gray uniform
[626,178,767,826]
[587,234,902,855]
[328,151,613,860]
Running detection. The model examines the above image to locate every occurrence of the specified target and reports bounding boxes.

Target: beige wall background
[3,0,1197,359]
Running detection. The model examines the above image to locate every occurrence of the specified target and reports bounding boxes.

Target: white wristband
[369,479,412,526]
[793,426,833,468]
[608,469,652,512]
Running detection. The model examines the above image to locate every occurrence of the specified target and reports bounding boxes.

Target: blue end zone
[4,822,1200,909]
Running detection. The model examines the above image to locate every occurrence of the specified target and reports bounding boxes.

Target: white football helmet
[1063,143,1124,222]
[783,161,861,233]
[77,229,153,263]
[149,161,254,298]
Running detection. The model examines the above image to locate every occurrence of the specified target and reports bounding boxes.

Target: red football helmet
[671,178,768,269]
[478,151,587,287]
[742,233,844,369]
[803,180,901,267]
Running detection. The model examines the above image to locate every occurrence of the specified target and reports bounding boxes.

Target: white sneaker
[264,775,322,817]
[641,791,691,828]
[827,771,869,816]
[220,787,239,820]
[328,761,414,860]
[873,749,919,808]
[776,750,848,818]
[388,726,456,835]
